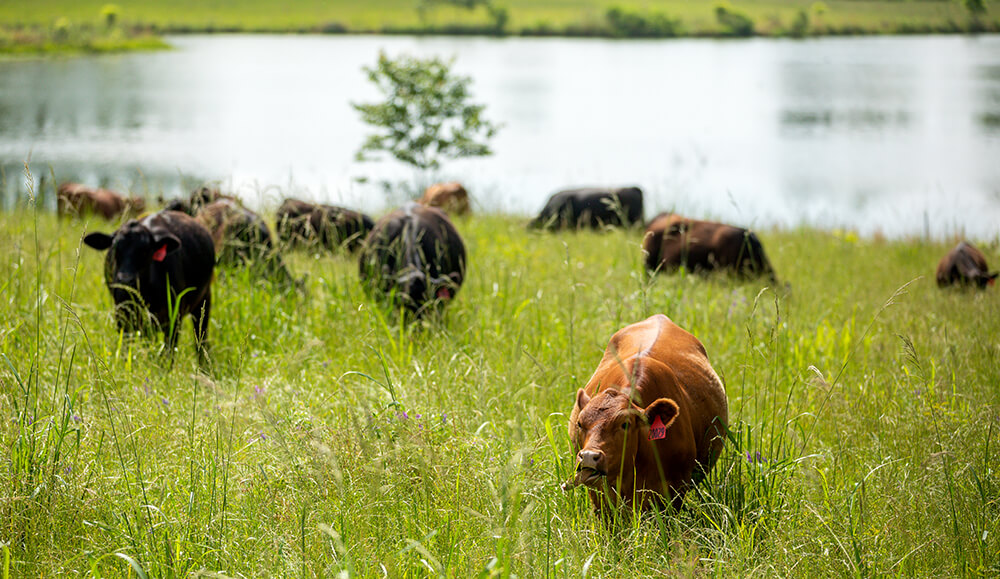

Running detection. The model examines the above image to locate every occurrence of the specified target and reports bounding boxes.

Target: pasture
[1,186,998,576]
[1,0,993,37]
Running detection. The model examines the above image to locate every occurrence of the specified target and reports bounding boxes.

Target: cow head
[980,272,999,289]
[570,388,679,489]
[84,218,181,294]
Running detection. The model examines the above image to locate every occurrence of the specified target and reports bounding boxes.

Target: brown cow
[275,198,374,252]
[57,183,146,220]
[567,314,728,515]
[195,199,301,289]
[643,213,777,282]
[936,241,997,289]
[163,185,237,215]
[419,182,471,216]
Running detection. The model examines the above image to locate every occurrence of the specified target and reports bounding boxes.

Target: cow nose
[577,449,604,470]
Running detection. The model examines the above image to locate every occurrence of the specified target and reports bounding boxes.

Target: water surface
[1,34,998,237]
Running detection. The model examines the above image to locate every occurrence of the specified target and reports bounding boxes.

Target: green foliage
[962,0,987,17]
[715,1,755,37]
[605,6,681,38]
[353,52,500,172]
[812,1,828,17]
[100,3,120,28]
[790,9,810,37]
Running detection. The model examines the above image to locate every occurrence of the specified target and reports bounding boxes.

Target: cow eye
[576,421,584,430]
[621,421,629,430]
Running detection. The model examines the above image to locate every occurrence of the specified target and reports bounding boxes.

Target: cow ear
[575,388,591,410]
[153,233,181,255]
[643,398,679,430]
[83,232,113,251]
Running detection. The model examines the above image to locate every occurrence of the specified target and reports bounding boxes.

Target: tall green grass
[1,182,998,575]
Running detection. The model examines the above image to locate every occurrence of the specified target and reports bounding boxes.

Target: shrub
[715,2,755,37]
[605,6,681,38]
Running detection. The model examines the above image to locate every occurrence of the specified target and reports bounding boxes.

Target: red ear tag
[436,287,452,300]
[152,244,168,262]
[648,416,667,441]
[990,278,996,287]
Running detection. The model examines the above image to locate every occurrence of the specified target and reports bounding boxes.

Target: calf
[643,213,777,282]
[419,182,471,216]
[195,199,301,289]
[529,186,643,230]
[936,241,997,289]
[567,314,728,514]
[83,211,215,361]
[58,183,145,220]
[358,203,466,316]
[276,198,374,252]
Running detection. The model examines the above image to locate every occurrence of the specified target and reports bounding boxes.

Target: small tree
[353,52,500,173]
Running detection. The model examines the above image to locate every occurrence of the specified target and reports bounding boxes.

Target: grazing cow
[195,199,301,289]
[419,182,471,216]
[164,185,235,215]
[936,241,997,289]
[358,203,466,316]
[276,198,374,252]
[643,213,778,282]
[529,187,644,230]
[566,314,728,515]
[83,211,215,362]
[57,183,145,220]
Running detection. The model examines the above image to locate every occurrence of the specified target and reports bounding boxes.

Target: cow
[358,203,466,316]
[57,183,146,220]
[528,186,644,230]
[936,241,998,289]
[195,199,301,289]
[163,185,236,215]
[566,314,728,516]
[643,213,778,282]
[419,182,471,216]
[276,198,374,252]
[83,211,215,363]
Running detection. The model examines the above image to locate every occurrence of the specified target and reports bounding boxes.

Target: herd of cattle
[56,180,997,515]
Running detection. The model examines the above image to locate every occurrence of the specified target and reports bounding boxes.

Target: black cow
[195,199,302,289]
[276,198,374,253]
[83,211,215,362]
[529,187,644,230]
[358,203,466,316]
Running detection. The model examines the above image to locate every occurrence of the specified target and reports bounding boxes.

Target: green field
[1,181,998,576]
[1,0,996,41]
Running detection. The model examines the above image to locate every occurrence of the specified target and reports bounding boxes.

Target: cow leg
[192,290,212,366]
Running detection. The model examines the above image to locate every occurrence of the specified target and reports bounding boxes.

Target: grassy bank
[2,0,997,50]
[1,187,999,575]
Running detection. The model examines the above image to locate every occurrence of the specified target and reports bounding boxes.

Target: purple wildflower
[71,414,82,423]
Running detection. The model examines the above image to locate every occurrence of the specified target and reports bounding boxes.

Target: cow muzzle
[574,449,607,487]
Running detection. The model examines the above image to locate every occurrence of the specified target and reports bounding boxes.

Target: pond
[1,34,998,237]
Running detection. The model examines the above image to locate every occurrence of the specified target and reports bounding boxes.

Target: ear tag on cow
[436,287,452,300]
[990,278,996,287]
[152,244,168,262]
[648,416,667,441]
